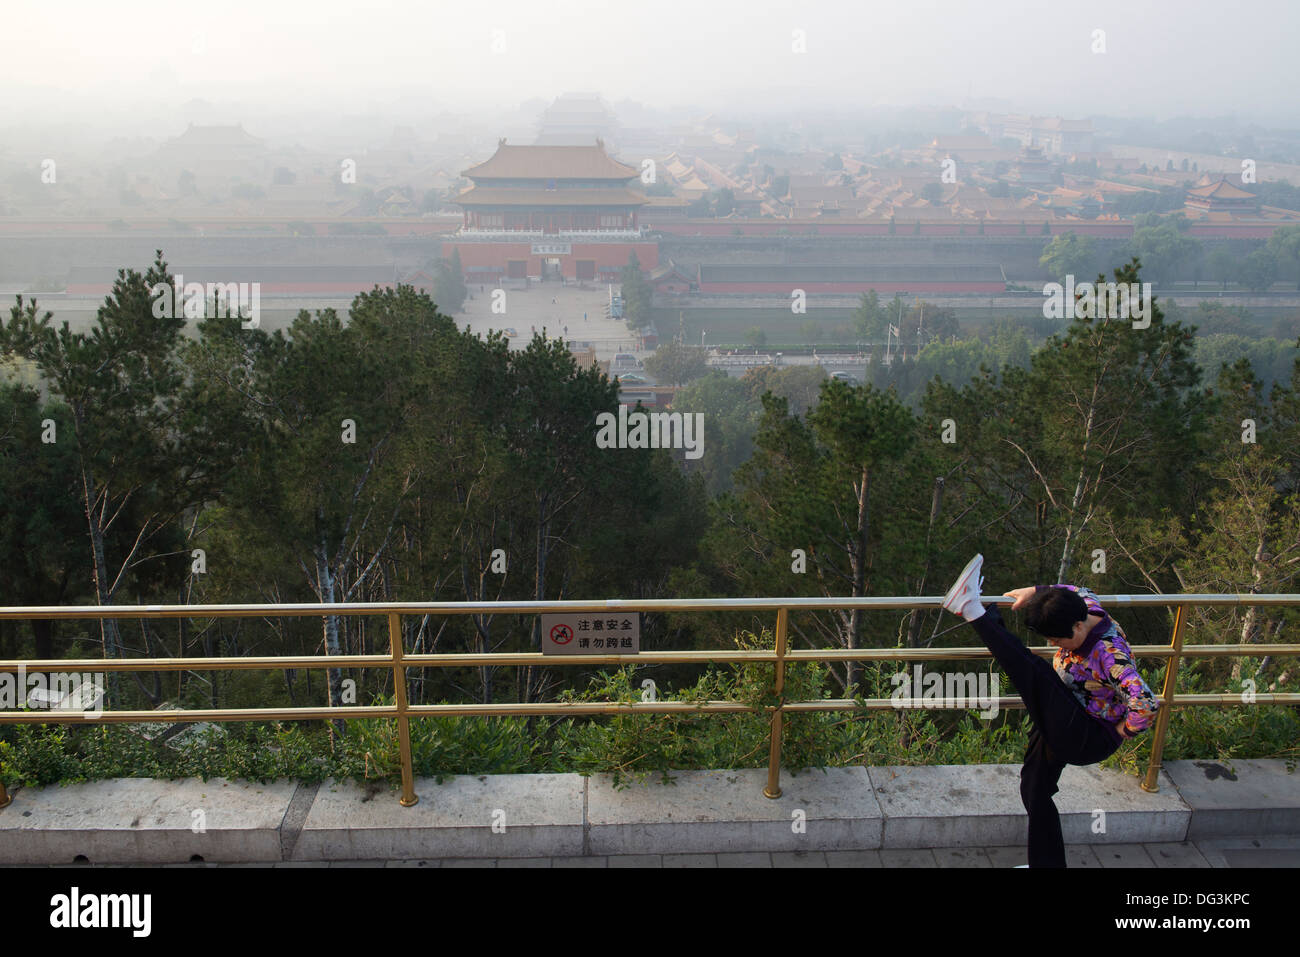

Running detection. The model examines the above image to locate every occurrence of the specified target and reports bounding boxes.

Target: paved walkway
[20,836,1299,868]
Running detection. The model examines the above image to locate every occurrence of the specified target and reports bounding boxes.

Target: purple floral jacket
[1039,584,1160,739]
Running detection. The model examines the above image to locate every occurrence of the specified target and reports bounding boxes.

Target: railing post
[388,612,418,807]
[1142,604,1186,793]
[0,779,10,809]
[763,607,789,799]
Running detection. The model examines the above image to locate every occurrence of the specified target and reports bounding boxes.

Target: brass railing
[1,595,1298,809]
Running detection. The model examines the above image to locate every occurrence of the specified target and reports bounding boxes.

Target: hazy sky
[5,0,1296,130]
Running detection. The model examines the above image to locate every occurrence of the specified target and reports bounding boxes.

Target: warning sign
[541,613,640,655]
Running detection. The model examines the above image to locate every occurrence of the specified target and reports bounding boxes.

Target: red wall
[447,241,658,279]
[653,219,1289,240]
[697,281,1007,294]
[66,282,402,296]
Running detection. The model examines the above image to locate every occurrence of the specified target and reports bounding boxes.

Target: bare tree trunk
[1057,401,1096,583]
[844,465,871,695]
[317,541,346,740]
[523,500,549,707]
[907,477,945,647]
[84,480,122,707]
[1232,535,1268,683]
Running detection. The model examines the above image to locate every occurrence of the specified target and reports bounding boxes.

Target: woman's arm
[1003,586,1037,610]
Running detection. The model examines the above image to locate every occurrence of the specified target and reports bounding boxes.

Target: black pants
[971,604,1119,868]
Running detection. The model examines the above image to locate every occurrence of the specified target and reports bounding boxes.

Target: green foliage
[432,249,467,312]
[1240,249,1278,292]
[1128,223,1202,286]
[642,340,709,385]
[1040,232,1098,283]
[620,252,653,331]
[6,244,1300,793]
[1266,225,1300,290]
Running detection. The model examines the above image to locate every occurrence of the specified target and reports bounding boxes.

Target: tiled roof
[1187,178,1256,200]
[462,141,638,180]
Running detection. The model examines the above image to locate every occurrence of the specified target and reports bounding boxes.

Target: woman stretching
[941,554,1160,868]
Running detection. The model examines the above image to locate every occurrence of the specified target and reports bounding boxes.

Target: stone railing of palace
[455,227,652,241]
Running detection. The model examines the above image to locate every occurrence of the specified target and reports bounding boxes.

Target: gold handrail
[0,594,1297,806]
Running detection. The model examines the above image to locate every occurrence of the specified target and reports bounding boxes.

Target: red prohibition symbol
[550,623,574,645]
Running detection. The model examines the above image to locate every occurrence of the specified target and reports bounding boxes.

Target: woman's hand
[1002,586,1037,611]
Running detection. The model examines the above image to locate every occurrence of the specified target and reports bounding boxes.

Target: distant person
[941,555,1159,868]
[583,312,587,321]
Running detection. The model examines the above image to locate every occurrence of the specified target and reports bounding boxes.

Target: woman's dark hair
[1023,588,1089,639]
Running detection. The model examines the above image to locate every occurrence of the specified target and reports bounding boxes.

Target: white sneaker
[942,553,985,618]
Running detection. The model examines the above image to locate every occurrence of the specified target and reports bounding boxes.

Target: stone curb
[1,760,1295,863]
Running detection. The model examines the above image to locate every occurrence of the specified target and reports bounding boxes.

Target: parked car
[612,353,641,370]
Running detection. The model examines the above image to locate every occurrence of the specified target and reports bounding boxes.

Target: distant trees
[231,183,266,201]
[671,372,757,495]
[1128,222,1202,287]
[1207,247,1237,289]
[717,380,916,693]
[741,365,827,419]
[0,254,241,704]
[1111,186,1184,216]
[851,290,884,340]
[1039,232,1098,283]
[1266,225,1300,290]
[0,382,86,659]
[619,252,653,331]
[432,249,467,312]
[1240,249,1279,293]
[927,259,1205,583]
[642,340,709,385]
